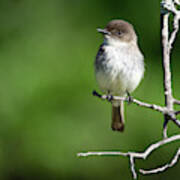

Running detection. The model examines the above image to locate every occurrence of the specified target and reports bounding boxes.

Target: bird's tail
[111,101,125,132]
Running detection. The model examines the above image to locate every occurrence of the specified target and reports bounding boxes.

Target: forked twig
[78,135,180,178]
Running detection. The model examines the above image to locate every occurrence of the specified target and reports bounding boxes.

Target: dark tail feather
[111,101,125,132]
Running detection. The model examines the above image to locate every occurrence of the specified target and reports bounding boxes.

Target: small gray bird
[94,20,144,132]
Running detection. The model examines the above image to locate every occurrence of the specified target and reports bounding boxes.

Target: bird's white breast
[95,41,144,96]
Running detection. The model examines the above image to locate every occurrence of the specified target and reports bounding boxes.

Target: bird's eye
[117,31,122,36]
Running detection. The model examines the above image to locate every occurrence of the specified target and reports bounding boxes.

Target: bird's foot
[106,94,113,102]
[126,91,133,105]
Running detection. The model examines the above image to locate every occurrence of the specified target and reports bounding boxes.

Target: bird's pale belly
[96,58,143,96]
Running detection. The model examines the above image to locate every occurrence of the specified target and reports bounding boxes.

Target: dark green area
[0,0,179,179]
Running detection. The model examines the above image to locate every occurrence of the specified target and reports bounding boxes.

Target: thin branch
[174,99,180,105]
[163,0,180,49]
[130,156,137,179]
[78,134,180,179]
[174,0,180,5]
[175,110,180,115]
[93,91,180,128]
[78,151,128,157]
[93,91,167,114]
[170,116,180,127]
[169,13,180,50]
[77,135,180,158]
[163,124,168,139]
[139,148,180,174]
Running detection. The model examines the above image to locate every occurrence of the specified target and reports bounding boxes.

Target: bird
[94,19,144,132]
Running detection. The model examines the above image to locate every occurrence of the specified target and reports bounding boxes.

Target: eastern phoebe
[94,20,144,132]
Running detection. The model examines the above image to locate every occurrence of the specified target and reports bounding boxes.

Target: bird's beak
[97,28,110,35]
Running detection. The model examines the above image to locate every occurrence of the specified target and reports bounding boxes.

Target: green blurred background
[0,0,180,179]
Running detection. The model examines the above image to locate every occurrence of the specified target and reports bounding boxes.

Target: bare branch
[130,156,137,179]
[93,91,180,128]
[175,110,180,115]
[78,151,128,157]
[169,116,180,127]
[174,0,180,5]
[78,134,180,158]
[93,91,167,114]
[169,13,180,50]
[78,135,180,179]
[174,99,180,105]
[163,0,180,49]
[163,124,168,138]
[139,148,180,174]
[163,0,180,15]
[131,98,166,113]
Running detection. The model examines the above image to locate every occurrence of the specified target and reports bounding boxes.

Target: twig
[139,147,180,174]
[174,0,180,5]
[163,0,180,49]
[169,13,180,50]
[175,111,180,115]
[93,91,167,113]
[174,99,180,105]
[78,134,180,179]
[130,155,137,179]
[93,91,180,128]
[163,124,168,139]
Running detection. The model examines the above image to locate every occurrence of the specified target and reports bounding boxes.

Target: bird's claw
[126,92,133,104]
[106,95,113,102]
